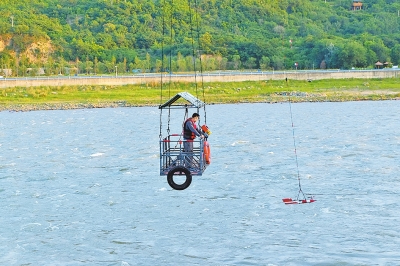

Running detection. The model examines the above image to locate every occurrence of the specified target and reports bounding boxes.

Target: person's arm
[195,126,205,138]
[186,122,201,137]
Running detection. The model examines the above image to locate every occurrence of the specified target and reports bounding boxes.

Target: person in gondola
[183,113,204,167]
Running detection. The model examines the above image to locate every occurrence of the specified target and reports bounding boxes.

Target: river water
[0,101,399,265]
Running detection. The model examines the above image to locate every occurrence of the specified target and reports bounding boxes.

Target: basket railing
[160,134,207,176]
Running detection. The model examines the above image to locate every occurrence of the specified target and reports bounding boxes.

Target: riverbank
[1,78,399,112]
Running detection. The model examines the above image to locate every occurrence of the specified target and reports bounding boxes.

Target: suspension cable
[159,0,168,139]
[182,105,189,129]
[188,0,198,97]
[166,0,175,136]
[192,0,207,124]
[288,93,306,201]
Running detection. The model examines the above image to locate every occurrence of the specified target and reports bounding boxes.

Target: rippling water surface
[1,101,399,265]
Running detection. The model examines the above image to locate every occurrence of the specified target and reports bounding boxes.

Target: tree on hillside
[259,56,270,70]
[334,40,367,69]
[390,44,400,65]
[0,0,399,74]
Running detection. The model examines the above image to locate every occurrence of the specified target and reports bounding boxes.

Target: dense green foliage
[1,0,400,76]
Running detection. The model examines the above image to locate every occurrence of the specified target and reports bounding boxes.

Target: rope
[288,92,306,201]
[182,106,189,132]
[187,0,198,98]
[159,0,167,139]
[160,0,207,139]
[190,0,207,124]
[159,108,163,139]
[167,107,171,135]
[166,0,175,135]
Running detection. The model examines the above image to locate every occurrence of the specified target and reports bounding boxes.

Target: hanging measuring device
[282,91,316,205]
[158,0,211,190]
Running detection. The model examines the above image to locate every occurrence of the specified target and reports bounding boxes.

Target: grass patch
[1,78,399,111]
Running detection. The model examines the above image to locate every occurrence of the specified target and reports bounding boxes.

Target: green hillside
[0,0,399,76]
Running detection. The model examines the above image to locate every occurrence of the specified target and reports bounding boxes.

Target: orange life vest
[183,118,197,140]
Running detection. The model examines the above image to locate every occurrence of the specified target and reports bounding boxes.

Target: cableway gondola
[159,92,211,190]
[158,0,211,190]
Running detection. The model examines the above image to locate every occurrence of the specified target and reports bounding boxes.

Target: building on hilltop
[352,0,363,10]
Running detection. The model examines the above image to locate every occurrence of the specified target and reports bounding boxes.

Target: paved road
[1,69,399,88]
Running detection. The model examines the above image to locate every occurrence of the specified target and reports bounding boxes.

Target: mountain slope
[0,0,399,76]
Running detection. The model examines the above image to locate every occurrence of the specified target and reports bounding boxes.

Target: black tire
[167,166,192,190]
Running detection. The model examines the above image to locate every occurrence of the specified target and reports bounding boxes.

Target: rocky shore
[1,91,399,112]
[0,101,138,112]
